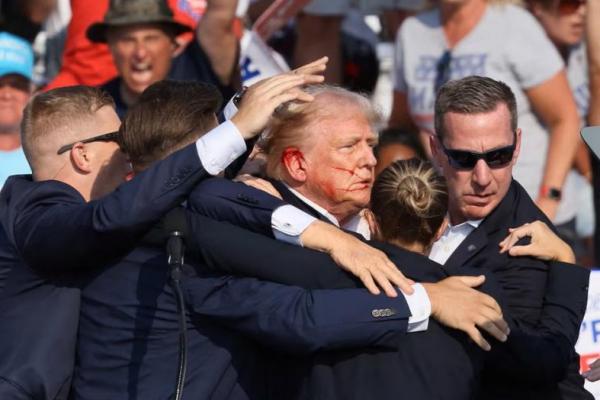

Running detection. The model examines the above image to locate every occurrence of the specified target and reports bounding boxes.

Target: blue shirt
[0,147,30,188]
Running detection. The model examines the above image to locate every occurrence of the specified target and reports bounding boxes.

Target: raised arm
[525,71,581,220]
[588,0,600,125]
[12,69,321,272]
[196,0,239,87]
[13,143,213,272]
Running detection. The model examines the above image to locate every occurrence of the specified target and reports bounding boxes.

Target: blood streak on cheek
[330,166,365,192]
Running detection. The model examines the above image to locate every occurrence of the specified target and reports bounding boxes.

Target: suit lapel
[443,227,488,273]
[443,181,519,273]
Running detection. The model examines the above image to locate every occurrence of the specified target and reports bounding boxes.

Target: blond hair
[371,159,448,246]
[262,84,381,180]
[21,86,114,174]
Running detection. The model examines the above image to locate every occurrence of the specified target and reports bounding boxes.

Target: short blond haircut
[21,86,114,174]
[262,84,381,180]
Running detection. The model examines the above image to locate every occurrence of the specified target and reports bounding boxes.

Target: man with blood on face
[266,86,379,230]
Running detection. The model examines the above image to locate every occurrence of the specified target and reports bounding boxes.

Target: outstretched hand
[423,276,509,351]
[498,220,575,263]
[230,57,328,139]
[300,220,415,297]
[583,358,600,382]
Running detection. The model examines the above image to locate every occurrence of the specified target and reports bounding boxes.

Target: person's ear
[70,143,93,173]
[430,134,443,164]
[512,128,522,165]
[281,147,307,182]
[434,216,449,242]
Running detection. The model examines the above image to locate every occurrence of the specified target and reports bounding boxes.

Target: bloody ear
[281,147,307,182]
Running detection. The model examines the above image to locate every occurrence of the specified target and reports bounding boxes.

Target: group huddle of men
[0,0,593,399]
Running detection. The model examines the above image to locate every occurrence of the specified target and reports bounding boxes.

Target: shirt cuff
[196,120,247,175]
[272,204,317,246]
[403,283,431,333]
[223,98,239,120]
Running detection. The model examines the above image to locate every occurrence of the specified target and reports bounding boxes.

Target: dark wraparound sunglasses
[440,131,517,170]
[57,131,119,155]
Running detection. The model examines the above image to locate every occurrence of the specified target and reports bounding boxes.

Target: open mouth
[129,63,153,83]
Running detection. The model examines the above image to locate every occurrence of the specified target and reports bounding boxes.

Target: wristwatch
[539,185,562,201]
[232,86,248,107]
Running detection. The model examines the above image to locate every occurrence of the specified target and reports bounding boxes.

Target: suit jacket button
[382,308,395,317]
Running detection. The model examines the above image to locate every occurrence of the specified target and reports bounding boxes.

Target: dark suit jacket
[186,178,492,399]
[0,144,211,400]
[72,232,420,400]
[186,177,591,400]
[69,193,434,400]
[441,180,591,400]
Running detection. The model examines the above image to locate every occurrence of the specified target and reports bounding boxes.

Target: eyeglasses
[557,0,585,14]
[435,50,452,93]
[57,131,119,155]
[440,132,517,170]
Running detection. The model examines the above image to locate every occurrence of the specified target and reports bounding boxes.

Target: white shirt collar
[285,184,341,226]
[284,184,371,239]
[448,219,483,230]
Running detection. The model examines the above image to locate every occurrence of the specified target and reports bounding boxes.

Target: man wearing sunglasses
[429,76,591,399]
[0,31,34,188]
[0,70,314,399]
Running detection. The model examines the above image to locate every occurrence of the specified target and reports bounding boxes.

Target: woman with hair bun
[370,158,448,255]
[369,158,575,262]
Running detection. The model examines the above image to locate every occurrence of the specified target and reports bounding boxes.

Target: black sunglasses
[57,131,119,155]
[440,131,517,170]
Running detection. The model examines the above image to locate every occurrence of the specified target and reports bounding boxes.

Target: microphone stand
[167,231,187,400]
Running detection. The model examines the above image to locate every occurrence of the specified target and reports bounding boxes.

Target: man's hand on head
[422,276,509,351]
[300,220,415,297]
[230,57,328,139]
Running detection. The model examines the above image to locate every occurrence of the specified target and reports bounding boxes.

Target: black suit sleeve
[483,261,589,384]
[186,211,363,289]
[14,145,208,272]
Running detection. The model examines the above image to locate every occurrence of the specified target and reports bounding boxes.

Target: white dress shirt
[195,120,247,175]
[429,219,483,265]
